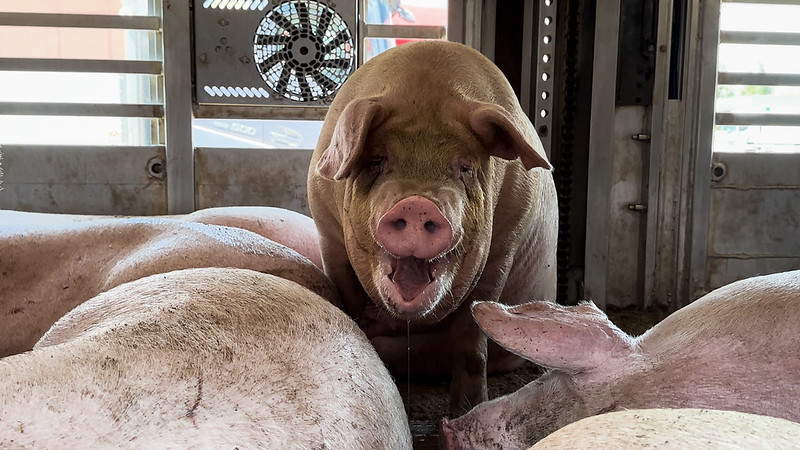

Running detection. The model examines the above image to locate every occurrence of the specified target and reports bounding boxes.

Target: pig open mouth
[378,252,447,318]
[390,256,435,301]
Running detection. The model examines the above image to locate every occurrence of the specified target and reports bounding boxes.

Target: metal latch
[631,133,651,141]
[628,203,648,212]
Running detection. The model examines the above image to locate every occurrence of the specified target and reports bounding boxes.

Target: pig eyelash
[370,156,386,171]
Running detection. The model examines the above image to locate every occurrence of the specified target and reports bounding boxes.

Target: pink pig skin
[0,207,329,358]
[0,268,411,449]
[442,270,800,449]
[307,40,558,414]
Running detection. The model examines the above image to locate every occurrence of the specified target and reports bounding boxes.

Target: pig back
[530,408,800,449]
[638,270,800,356]
[0,268,412,449]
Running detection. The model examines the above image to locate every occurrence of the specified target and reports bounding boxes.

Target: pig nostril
[424,221,438,234]
[393,219,407,231]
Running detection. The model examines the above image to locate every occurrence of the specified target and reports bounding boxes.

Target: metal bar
[642,0,676,310]
[193,104,328,120]
[720,30,800,46]
[534,0,556,158]
[717,72,800,86]
[689,0,722,301]
[363,24,446,39]
[0,144,164,152]
[0,102,163,117]
[480,0,496,60]
[448,0,465,44]
[0,12,161,29]
[162,0,195,213]
[519,0,535,116]
[0,58,162,74]
[722,0,800,4]
[715,112,800,126]
[463,0,482,50]
[584,0,622,310]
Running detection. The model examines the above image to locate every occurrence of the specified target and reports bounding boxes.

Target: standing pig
[307,40,557,414]
[442,270,800,449]
[0,267,412,449]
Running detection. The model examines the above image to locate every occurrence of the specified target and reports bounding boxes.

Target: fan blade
[319,57,351,70]
[297,74,313,101]
[310,69,337,92]
[274,65,292,96]
[270,11,300,36]
[256,53,283,72]
[323,29,351,53]
[295,1,311,35]
[315,7,334,39]
[255,34,289,47]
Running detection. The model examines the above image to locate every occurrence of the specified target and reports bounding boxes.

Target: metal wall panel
[0,145,167,215]
[194,147,313,215]
[706,152,800,289]
[606,106,648,307]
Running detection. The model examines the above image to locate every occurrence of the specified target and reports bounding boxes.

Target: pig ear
[316,97,387,181]
[469,103,552,171]
[471,300,637,373]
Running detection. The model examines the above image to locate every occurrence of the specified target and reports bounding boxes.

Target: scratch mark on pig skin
[186,375,204,425]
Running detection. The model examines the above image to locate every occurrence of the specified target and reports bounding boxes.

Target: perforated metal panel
[194,0,357,107]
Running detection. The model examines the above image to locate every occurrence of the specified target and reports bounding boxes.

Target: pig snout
[377,196,453,260]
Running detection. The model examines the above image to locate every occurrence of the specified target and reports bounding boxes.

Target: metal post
[162,0,195,213]
[584,0,622,309]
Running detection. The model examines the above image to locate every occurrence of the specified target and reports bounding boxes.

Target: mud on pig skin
[307,40,558,415]
[0,267,411,449]
[442,270,800,449]
[0,207,330,358]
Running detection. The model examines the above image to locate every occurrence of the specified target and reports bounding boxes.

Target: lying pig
[0,267,412,448]
[308,40,557,413]
[0,208,329,357]
[531,408,800,449]
[442,270,800,449]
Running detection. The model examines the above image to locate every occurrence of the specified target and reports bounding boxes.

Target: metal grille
[253,0,355,102]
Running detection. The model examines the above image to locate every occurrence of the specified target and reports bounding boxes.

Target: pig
[0,208,330,357]
[0,267,412,448]
[442,269,800,449]
[307,40,558,414]
[530,408,800,449]
[181,206,322,269]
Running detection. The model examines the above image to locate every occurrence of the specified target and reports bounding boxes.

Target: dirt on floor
[400,305,672,449]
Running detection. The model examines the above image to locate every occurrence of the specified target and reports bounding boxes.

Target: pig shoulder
[1,268,411,449]
[530,408,800,449]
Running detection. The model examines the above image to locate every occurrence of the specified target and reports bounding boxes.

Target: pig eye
[369,156,386,174]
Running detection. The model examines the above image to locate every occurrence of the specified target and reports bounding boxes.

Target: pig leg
[449,306,489,416]
[370,328,525,379]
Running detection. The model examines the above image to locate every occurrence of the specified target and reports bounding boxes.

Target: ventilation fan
[194,0,357,107]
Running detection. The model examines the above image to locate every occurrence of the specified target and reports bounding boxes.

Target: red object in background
[393,5,447,46]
